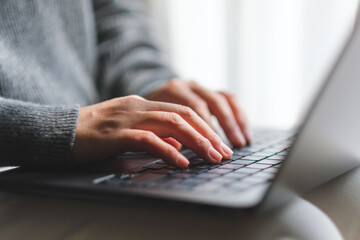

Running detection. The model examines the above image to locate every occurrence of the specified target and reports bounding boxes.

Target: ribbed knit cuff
[0,99,80,168]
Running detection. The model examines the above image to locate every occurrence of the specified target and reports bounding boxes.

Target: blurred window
[145,0,357,128]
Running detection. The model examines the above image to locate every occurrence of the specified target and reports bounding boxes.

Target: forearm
[0,97,79,167]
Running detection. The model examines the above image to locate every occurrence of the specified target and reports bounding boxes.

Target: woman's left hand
[146,79,251,147]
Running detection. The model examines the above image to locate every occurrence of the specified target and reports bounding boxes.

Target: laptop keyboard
[96,129,295,194]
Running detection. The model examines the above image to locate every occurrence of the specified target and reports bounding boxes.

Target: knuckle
[121,95,147,110]
[189,80,199,87]
[164,144,175,155]
[195,137,211,148]
[139,132,156,144]
[212,95,227,108]
[214,94,226,104]
[229,93,237,101]
[224,92,236,101]
[119,95,144,106]
[167,79,181,88]
[207,134,221,144]
[179,105,195,118]
[194,100,208,112]
[167,113,184,126]
[127,95,144,101]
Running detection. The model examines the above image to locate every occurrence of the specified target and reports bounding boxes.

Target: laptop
[1,6,360,212]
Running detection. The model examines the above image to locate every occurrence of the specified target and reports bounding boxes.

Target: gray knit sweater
[0,0,176,167]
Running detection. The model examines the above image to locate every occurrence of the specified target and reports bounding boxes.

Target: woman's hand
[74,95,233,168]
[146,79,251,147]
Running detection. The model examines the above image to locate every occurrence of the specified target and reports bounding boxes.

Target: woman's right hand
[73,95,233,168]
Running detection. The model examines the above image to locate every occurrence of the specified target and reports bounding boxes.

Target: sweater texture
[0,0,176,167]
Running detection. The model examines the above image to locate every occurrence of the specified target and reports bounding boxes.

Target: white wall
[145,0,358,128]
[236,0,303,128]
[146,0,228,91]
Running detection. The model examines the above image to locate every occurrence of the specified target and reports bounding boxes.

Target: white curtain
[145,0,358,128]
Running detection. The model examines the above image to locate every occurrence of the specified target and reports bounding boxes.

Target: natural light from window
[146,0,358,129]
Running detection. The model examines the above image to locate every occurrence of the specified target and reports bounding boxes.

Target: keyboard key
[265,147,286,153]
[246,163,270,169]
[220,159,232,164]
[207,168,233,175]
[181,168,208,174]
[193,173,219,179]
[235,168,259,174]
[238,146,253,151]
[258,159,282,165]
[171,172,192,178]
[252,171,275,180]
[209,164,223,169]
[217,164,242,170]
[250,152,273,157]
[193,164,211,169]
[240,156,264,161]
[233,149,252,155]
[257,151,278,156]
[243,177,268,184]
[196,163,220,169]
[231,160,253,165]
[223,172,248,179]
[229,155,242,161]
[183,152,197,159]
[263,167,279,173]
[267,155,286,160]
[152,168,179,174]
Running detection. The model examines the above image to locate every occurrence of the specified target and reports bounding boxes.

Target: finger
[141,101,233,158]
[121,129,189,168]
[133,111,225,163]
[219,92,251,144]
[159,87,215,130]
[182,91,215,130]
[191,87,246,147]
[162,137,182,151]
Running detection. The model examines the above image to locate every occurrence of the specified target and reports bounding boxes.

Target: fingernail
[176,154,189,168]
[208,146,222,163]
[221,143,233,156]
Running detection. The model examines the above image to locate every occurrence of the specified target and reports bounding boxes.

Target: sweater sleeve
[93,0,177,99]
[0,97,79,167]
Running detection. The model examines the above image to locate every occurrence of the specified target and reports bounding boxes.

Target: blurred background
[143,0,358,128]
